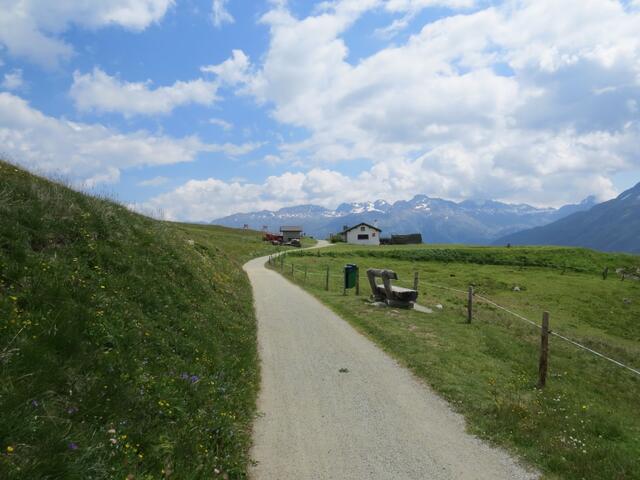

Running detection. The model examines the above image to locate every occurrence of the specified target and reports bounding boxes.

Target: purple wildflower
[31,400,39,407]
[68,442,79,451]
[67,406,78,415]
[180,372,189,380]
[190,375,200,384]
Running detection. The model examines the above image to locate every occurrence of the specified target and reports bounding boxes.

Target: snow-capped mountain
[212,194,598,244]
[335,200,391,215]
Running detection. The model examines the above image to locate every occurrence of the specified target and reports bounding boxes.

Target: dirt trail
[244,243,537,480]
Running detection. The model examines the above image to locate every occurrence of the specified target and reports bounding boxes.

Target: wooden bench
[367,269,418,308]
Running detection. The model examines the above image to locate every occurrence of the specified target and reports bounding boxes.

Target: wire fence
[267,253,640,381]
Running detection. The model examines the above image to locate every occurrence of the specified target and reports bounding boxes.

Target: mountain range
[496,182,640,253]
[213,194,598,245]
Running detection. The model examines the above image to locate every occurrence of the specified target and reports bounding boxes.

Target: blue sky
[1,0,639,220]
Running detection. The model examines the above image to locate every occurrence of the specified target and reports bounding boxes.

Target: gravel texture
[244,243,538,480]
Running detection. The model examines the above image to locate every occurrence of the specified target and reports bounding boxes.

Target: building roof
[341,222,382,234]
[279,226,303,232]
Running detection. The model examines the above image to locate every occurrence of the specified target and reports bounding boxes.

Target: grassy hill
[0,162,282,479]
[311,243,640,274]
[277,244,640,479]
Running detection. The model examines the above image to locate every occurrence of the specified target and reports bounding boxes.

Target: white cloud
[1,69,24,90]
[209,117,233,130]
[0,1,174,68]
[143,122,633,220]
[138,176,169,187]
[263,154,286,166]
[205,141,263,156]
[211,0,234,28]
[0,92,259,186]
[70,68,218,117]
[377,0,476,37]
[384,0,475,10]
[208,0,640,210]
[201,50,251,86]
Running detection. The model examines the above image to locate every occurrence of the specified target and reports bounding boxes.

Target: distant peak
[616,182,640,202]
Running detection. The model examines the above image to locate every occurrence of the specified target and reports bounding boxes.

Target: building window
[357,234,369,240]
[360,226,366,231]
[372,232,376,237]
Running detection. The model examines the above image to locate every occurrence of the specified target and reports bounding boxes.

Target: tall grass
[0,162,279,479]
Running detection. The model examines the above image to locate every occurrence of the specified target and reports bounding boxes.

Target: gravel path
[244,243,537,480]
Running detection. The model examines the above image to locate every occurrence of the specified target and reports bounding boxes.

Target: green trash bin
[344,264,358,290]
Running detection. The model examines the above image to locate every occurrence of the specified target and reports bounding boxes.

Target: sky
[1,0,639,221]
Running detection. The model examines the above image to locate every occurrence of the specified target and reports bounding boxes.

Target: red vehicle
[263,232,284,244]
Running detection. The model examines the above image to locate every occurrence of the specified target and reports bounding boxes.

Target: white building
[341,223,381,245]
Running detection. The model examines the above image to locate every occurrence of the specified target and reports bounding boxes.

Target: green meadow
[276,244,640,479]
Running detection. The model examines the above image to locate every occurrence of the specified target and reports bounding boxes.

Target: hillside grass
[0,162,284,479]
[274,244,640,480]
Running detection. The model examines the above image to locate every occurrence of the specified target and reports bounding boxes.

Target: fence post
[467,286,474,323]
[413,272,419,291]
[537,312,550,389]
[356,267,360,296]
[291,263,295,279]
[325,266,330,291]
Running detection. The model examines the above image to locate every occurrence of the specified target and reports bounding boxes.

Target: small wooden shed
[279,226,303,242]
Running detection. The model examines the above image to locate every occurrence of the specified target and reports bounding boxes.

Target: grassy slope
[316,243,640,273]
[0,162,282,479]
[276,244,640,480]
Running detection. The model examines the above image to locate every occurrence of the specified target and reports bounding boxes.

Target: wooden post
[413,272,419,291]
[602,267,608,280]
[537,312,550,389]
[325,266,330,291]
[467,286,474,324]
[355,267,360,296]
[291,263,295,279]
